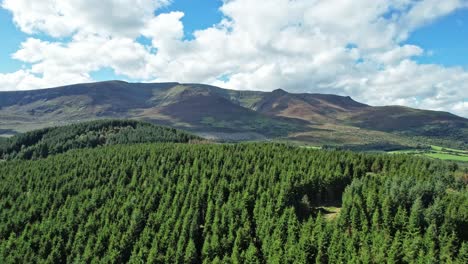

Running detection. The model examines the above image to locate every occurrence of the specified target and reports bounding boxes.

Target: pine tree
[244,243,260,264]
[184,239,198,264]
[423,224,438,263]
[387,231,403,263]
[456,242,468,264]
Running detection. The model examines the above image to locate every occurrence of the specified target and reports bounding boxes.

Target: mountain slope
[0,81,306,140]
[0,119,199,160]
[245,87,466,148]
[350,105,466,132]
[0,81,466,149]
[252,88,369,123]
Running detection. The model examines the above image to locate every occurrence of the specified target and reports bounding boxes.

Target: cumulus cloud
[10,36,156,83]
[2,0,170,37]
[0,0,467,117]
[141,12,185,53]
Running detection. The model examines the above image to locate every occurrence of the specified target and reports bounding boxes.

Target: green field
[389,145,468,162]
[431,145,468,154]
[425,152,468,162]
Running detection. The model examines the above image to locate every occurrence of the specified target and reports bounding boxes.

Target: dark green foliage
[0,137,7,149]
[0,119,199,160]
[0,143,466,263]
[324,142,430,152]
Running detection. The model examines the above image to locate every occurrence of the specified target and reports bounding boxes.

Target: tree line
[0,120,199,160]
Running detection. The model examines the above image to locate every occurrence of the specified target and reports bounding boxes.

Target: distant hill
[0,119,200,160]
[0,81,466,149]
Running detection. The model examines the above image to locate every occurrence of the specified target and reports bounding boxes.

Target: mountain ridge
[1,81,466,149]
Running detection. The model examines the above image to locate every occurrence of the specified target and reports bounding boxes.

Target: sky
[0,0,467,117]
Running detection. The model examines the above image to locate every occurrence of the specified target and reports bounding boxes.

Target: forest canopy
[0,119,199,160]
[0,143,466,263]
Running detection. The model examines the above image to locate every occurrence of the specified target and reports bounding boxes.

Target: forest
[0,141,467,263]
[0,119,199,160]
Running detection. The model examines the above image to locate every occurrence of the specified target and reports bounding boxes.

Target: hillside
[1,81,466,149]
[0,143,467,263]
[0,119,199,160]
[0,82,305,140]
[252,88,368,123]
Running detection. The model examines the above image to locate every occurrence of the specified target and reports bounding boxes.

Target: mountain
[249,88,467,148]
[1,81,467,149]
[0,119,200,160]
[253,88,368,123]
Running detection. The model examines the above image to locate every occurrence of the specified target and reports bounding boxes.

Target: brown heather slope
[252,88,369,123]
[0,81,466,149]
[0,81,307,139]
[349,105,466,132]
[247,87,467,148]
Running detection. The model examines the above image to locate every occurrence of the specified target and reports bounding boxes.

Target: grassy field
[430,145,468,154]
[293,142,468,163]
[424,153,468,162]
[320,206,342,221]
[389,145,468,162]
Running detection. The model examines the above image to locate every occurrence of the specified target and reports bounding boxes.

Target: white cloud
[141,11,185,53]
[12,35,156,79]
[0,69,90,91]
[401,0,468,30]
[357,60,468,108]
[373,45,424,65]
[2,0,170,37]
[1,0,468,117]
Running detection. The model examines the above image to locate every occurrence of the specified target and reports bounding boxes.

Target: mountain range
[1,81,466,149]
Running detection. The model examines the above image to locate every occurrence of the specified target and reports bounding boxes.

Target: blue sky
[155,0,223,41]
[0,0,225,80]
[406,8,468,69]
[0,0,467,116]
[91,0,225,81]
[1,1,467,76]
[2,2,467,75]
[0,9,24,72]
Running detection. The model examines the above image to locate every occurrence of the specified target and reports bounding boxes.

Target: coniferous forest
[0,136,467,263]
[0,120,199,160]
